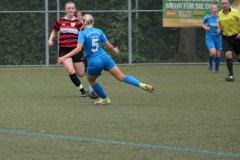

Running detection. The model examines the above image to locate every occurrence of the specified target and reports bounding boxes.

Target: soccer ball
[87,85,99,99]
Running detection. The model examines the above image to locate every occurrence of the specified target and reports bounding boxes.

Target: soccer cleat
[215,69,220,73]
[95,98,111,105]
[225,75,235,82]
[139,83,155,93]
[81,91,87,97]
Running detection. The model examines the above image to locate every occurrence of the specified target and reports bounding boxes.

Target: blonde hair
[82,14,94,28]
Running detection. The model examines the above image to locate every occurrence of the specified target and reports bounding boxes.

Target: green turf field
[0,65,239,160]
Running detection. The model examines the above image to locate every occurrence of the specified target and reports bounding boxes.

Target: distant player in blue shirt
[57,14,154,105]
[202,4,222,73]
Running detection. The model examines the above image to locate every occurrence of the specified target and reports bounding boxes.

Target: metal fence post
[45,0,49,66]
[128,0,132,65]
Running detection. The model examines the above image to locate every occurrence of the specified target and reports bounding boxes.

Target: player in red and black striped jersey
[77,11,87,75]
[48,2,87,97]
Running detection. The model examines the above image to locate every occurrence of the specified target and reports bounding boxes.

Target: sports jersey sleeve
[236,11,240,23]
[53,20,60,32]
[78,32,84,43]
[100,30,108,43]
[203,15,208,23]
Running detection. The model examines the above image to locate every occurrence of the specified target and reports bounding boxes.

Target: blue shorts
[205,35,222,50]
[87,54,116,76]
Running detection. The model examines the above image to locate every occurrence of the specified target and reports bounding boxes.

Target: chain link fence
[0,0,212,66]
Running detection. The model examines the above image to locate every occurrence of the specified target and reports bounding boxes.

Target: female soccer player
[202,4,222,73]
[76,11,83,20]
[76,11,87,75]
[48,2,87,97]
[57,14,155,105]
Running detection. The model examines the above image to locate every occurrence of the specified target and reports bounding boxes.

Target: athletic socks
[215,57,221,70]
[91,75,142,99]
[123,75,141,87]
[209,55,214,66]
[226,59,233,76]
[78,84,86,93]
[69,73,80,86]
[91,82,107,99]
[69,73,86,93]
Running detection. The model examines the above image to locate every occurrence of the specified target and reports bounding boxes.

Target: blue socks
[91,75,141,99]
[215,57,221,70]
[209,55,221,71]
[123,75,141,87]
[91,82,107,99]
[209,55,214,66]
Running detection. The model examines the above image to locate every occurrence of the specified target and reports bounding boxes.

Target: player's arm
[236,14,240,39]
[48,30,57,46]
[217,23,222,34]
[202,16,210,31]
[202,22,210,31]
[57,43,83,64]
[105,41,119,55]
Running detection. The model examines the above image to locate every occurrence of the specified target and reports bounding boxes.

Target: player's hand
[205,27,210,31]
[217,29,221,34]
[114,47,119,55]
[48,40,53,46]
[236,33,240,39]
[57,57,66,64]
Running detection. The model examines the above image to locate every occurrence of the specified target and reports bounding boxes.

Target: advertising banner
[162,0,235,27]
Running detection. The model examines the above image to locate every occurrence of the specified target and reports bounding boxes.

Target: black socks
[226,59,233,76]
[69,73,80,87]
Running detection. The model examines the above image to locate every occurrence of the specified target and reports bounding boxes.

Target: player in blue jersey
[202,4,222,73]
[57,14,154,105]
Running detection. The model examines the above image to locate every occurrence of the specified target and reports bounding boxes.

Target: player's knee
[225,52,232,59]
[67,69,75,75]
[76,72,83,77]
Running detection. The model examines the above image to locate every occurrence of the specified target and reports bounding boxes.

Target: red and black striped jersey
[53,16,82,48]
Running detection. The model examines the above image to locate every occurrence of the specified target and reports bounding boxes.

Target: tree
[178,28,197,62]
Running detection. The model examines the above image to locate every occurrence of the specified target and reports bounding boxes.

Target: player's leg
[63,58,87,96]
[236,54,240,62]
[108,66,154,93]
[225,51,234,81]
[233,38,240,63]
[88,75,110,105]
[222,37,234,81]
[215,50,221,73]
[73,62,84,77]
[87,75,107,99]
[208,48,216,71]
[72,51,86,96]
[102,54,138,85]
[206,36,215,71]
[59,47,87,96]
[84,58,88,75]
[215,36,222,73]
[87,57,110,105]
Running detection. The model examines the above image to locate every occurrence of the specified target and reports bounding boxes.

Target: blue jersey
[203,14,219,36]
[78,27,108,60]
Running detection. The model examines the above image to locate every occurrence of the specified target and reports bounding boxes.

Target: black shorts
[59,46,83,62]
[222,34,240,54]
